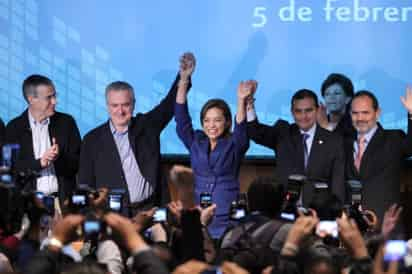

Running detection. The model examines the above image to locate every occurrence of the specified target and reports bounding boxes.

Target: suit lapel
[345,134,358,176]
[21,110,36,159]
[127,117,144,157]
[103,122,124,173]
[306,126,323,173]
[49,114,58,145]
[290,124,305,173]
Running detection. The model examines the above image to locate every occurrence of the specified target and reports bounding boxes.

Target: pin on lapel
[318,140,323,144]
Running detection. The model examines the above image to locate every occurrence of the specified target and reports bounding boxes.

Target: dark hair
[61,260,108,274]
[321,73,354,98]
[291,89,319,109]
[247,177,284,218]
[22,74,55,102]
[200,99,232,137]
[308,193,343,220]
[352,90,379,111]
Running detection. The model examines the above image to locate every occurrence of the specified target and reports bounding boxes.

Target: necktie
[302,133,310,169]
[354,136,366,171]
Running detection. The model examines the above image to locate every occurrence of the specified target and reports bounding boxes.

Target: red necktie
[354,136,366,171]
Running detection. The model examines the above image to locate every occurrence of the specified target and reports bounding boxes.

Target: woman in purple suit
[174,53,252,238]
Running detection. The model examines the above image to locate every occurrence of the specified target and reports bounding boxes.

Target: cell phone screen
[109,194,122,211]
[72,194,87,205]
[384,240,407,261]
[280,212,296,221]
[233,209,246,219]
[316,221,338,238]
[84,220,101,234]
[35,191,45,200]
[200,193,212,208]
[153,208,167,222]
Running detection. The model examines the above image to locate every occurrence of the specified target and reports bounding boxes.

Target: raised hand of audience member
[14,213,31,240]
[49,214,84,251]
[199,203,217,226]
[172,260,209,274]
[221,261,250,274]
[373,246,398,274]
[131,207,157,232]
[282,212,319,256]
[169,165,195,208]
[89,187,109,209]
[381,204,403,239]
[168,200,184,224]
[337,214,368,259]
[104,212,149,254]
[151,223,168,243]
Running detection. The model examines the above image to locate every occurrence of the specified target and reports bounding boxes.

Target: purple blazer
[175,102,249,238]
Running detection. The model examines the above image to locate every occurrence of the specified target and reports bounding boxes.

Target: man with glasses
[5,74,81,199]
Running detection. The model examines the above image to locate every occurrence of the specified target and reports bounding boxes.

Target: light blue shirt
[300,123,317,156]
[110,121,153,203]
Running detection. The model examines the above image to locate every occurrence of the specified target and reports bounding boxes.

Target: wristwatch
[48,237,63,249]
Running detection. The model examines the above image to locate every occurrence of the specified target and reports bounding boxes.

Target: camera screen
[109,195,121,211]
[72,194,86,205]
[35,191,45,200]
[153,208,167,222]
[232,208,246,220]
[384,240,407,261]
[316,221,338,238]
[280,212,296,221]
[0,174,12,183]
[201,194,211,202]
[84,221,100,234]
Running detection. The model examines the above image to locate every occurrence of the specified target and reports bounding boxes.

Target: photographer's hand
[105,212,149,254]
[282,213,318,256]
[89,187,109,208]
[337,215,368,259]
[198,203,217,226]
[131,207,156,232]
[49,214,84,251]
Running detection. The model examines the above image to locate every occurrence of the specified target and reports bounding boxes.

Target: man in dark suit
[5,75,81,199]
[345,89,412,221]
[78,53,195,215]
[247,88,345,205]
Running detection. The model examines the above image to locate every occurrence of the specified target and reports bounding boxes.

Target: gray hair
[105,81,135,103]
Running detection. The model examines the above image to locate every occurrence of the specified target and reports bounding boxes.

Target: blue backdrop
[0,0,411,156]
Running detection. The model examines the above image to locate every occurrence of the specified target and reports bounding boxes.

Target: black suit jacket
[0,118,5,147]
[79,75,185,205]
[247,119,345,205]
[5,111,81,198]
[332,111,356,139]
[345,120,412,220]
